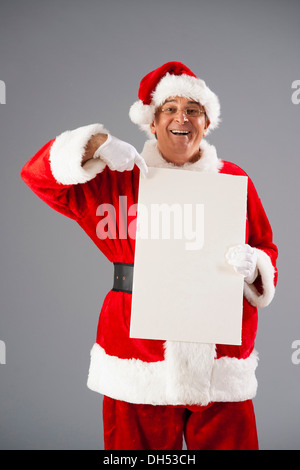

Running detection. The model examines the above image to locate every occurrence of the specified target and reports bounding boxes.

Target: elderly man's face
[150,96,210,166]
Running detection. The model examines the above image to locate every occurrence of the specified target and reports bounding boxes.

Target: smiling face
[150,96,210,166]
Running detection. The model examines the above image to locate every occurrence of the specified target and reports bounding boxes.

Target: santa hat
[129,61,221,135]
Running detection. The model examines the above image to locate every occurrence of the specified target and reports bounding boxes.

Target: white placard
[130,167,247,345]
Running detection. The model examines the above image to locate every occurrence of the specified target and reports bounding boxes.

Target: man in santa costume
[21,62,278,450]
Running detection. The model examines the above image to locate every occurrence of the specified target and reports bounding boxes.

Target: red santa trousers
[102,396,259,450]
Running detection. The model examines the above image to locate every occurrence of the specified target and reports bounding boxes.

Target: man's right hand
[93,134,148,178]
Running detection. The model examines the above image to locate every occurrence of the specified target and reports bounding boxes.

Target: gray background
[0,0,299,450]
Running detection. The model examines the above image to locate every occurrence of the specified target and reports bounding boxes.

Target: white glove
[226,244,258,284]
[93,134,148,177]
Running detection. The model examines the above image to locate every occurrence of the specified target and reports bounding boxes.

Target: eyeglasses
[159,104,206,117]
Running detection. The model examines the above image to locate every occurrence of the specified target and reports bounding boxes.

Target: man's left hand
[226,244,258,284]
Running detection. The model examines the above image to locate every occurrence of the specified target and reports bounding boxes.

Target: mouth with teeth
[170,130,190,135]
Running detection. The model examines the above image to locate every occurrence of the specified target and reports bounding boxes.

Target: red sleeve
[247,176,278,281]
[221,160,278,308]
[20,124,109,220]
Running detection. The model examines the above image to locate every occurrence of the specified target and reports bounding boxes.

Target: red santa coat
[21,123,278,406]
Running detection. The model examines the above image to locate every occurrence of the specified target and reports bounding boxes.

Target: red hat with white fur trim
[129,61,221,135]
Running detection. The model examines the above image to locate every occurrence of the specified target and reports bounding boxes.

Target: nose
[174,110,189,124]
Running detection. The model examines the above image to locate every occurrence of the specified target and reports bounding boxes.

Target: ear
[203,116,210,137]
[205,116,210,130]
[150,120,157,135]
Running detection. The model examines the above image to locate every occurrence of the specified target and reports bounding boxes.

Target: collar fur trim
[141,139,223,173]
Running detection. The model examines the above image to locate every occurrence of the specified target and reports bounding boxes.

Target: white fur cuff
[49,123,109,185]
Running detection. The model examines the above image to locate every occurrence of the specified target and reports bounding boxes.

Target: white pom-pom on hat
[129,100,155,125]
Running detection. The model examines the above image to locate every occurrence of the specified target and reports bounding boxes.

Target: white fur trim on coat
[140,138,223,174]
[243,248,276,308]
[87,343,258,406]
[49,123,109,185]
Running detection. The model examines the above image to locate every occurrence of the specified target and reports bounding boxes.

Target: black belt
[112,262,134,293]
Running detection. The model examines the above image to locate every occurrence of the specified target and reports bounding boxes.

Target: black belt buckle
[113,263,134,293]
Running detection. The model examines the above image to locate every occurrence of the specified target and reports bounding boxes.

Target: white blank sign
[130,167,248,345]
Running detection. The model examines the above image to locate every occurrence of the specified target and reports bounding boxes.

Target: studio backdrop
[0,0,299,450]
